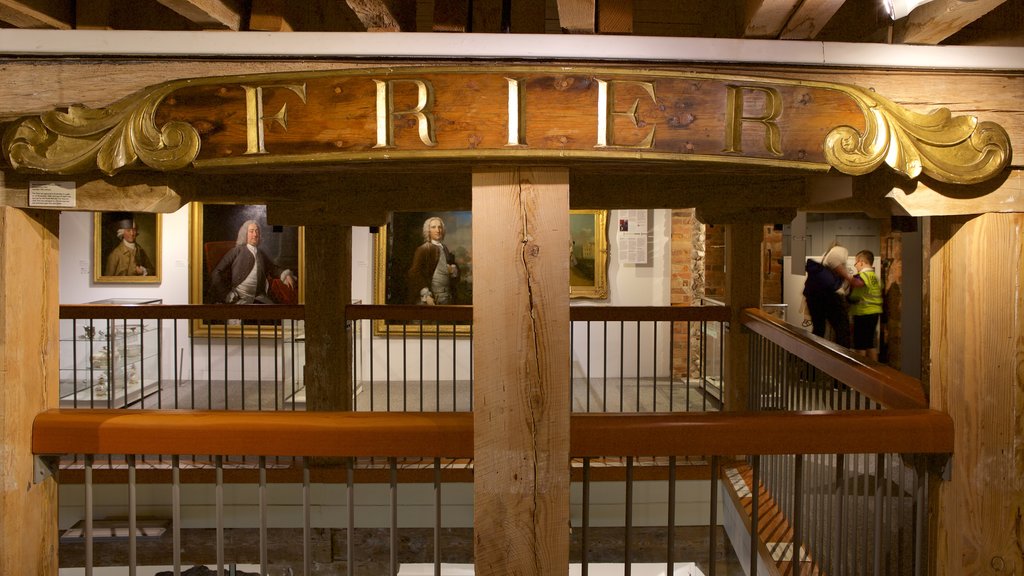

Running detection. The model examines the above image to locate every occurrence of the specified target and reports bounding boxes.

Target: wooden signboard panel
[3,66,1011,187]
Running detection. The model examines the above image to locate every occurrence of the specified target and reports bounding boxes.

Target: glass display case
[59,299,162,408]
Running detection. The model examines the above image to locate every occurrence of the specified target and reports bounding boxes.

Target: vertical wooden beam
[473,168,570,576]
[303,225,352,411]
[929,213,1024,576]
[724,222,762,411]
[0,206,59,576]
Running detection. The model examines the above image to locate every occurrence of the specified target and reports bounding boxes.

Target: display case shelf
[59,299,162,408]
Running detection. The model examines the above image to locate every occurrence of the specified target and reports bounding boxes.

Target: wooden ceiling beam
[432,0,469,31]
[249,0,293,31]
[597,0,632,34]
[0,0,72,29]
[155,0,244,30]
[894,0,1008,44]
[742,0,800,38]
[345,0,416,31]
[556,0,595,33]
[779,0,844,39]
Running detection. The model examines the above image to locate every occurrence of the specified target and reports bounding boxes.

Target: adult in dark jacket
[211,220,297,304]
[802,244,862,348]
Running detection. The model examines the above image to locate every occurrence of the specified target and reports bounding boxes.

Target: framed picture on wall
[189,202,304,335]
[374,210,473,336]
[569,209,609,299]
[93,212,162,284]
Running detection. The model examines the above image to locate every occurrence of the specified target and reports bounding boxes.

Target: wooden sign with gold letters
[2,66,1011,185]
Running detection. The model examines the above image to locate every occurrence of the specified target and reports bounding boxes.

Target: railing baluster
[708,455,717,576]
[172,454,181,576]
[259,455,268,576]
[434,457,442,576]
[390,457,398,576]
[216,455,224,576]
[128,453,137,576]
[347,458,355,576]
[792,454,803,576]
[582,457,590,576]
[625,455,633,576]
[85,453,94,576]
[303,457,311,576]
[750,455,760,576]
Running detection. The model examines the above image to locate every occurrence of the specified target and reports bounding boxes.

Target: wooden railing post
[725,222,763,411]
[0,207,59,576]
[472,168,571,576]
[304,224,352,411]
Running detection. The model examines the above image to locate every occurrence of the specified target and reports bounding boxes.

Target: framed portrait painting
[93,212,162,284]
[569,210,609,299]
[189,202,304,335]
[374,210,473,336]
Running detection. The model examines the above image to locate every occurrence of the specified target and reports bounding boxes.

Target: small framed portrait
[569,210,609,299]
[375,210,473,336]
[93,212,162,284]
[189,202,304,334]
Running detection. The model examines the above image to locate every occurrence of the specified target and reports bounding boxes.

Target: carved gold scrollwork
[2,83,199,176]
[824,86,1011,185]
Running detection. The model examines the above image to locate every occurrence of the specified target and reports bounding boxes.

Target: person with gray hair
[407,216,459,305]
[210,219,297,304]
[104,216,154,276]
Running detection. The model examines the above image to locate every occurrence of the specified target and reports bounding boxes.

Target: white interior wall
[60,208,675,383]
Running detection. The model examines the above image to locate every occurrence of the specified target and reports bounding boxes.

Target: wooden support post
[929,213,1024,576]
[303,225,352,411]
[0,207,59,576]
[724,222,763,411]
[472,168,570,575]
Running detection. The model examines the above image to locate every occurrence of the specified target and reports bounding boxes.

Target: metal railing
[61,304,729,415]
[36,407,952,576]
[60,305,306,411]
[742,307,940,575]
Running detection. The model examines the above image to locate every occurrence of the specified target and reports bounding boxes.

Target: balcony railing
[42,304,952,576]
[61,303,729,414]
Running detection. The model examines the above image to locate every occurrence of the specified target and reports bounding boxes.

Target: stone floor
[60,526,746,575]
[128,376,721,413]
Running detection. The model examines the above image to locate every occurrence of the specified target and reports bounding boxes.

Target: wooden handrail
[569,305,731,323]
[60,304,305,321]
[34,409,952,458]
[33,410,474,457]
[742,307,928,409]
[345,304,473,322]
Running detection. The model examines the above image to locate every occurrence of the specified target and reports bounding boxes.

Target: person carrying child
[848,250,883,360]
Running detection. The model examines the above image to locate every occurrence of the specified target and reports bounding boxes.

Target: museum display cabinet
[59,298,162,408]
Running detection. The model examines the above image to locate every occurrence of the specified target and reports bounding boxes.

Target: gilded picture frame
[189,202,305,336]
[93,212,162,284]
[569,209,609,299]
[374,210,473,337]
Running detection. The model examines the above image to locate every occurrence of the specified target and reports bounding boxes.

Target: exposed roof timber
[249,0,293,31]
[597,0,633,34]
[556,0,595,33]
[156,0,244,30]
[779,0,845,39]
[0,0,72,29]
[345,0,415,31]
[895,0,1008,44]
[743,0,799,38]
[432,0,469,32]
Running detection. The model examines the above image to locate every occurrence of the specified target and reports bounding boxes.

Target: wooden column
[472,168,570,575]
[724,222,763,411]
[303,224,352,411]
[0,207,59,575]
[929,213,1024,576]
